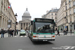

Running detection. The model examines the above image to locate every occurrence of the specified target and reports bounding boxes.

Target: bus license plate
[43,40,47,41]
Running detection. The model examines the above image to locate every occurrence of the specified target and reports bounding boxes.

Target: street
[0,32,75,50]
[1,0,75,50]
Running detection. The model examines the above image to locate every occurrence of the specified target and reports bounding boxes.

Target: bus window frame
[34,22,55,33]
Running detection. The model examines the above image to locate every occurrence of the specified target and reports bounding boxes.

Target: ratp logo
[62,46,75,50]
[44,36,46,38]
[52,46,75,50]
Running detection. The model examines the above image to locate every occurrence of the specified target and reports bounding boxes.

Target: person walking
[16,29,18,35]
[64,29,67,35]
[56,30,60,36]
[8,28,11,37]
[63,30,65,35]
[65,29,67,35]
[0,29,5,38]
[61,28,63,32]
[8,28,14,37]
[70,29,72,34]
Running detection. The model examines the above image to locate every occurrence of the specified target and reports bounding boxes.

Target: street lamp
[14,13,17,36]
[8,19,12,29]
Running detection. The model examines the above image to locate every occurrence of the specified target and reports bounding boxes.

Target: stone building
[19,8,31,30]
[42,8,59,26]
[0,0,17,30]
[57,0,75,32]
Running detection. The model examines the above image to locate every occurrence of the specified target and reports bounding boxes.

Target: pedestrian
[65,29,67,35]
[0,29,5,38]
[0,30,1,34]
[8,28,14,37]
[8,28,11,37]
[56,30,60,36]
[63,30,65,35]
[70,29,72,34]
[64,29,67,35]
[16,29,18,35]
[61,28,62,32]
[11,29,14,37]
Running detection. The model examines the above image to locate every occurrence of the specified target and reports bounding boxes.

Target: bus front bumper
[32,39,55,41]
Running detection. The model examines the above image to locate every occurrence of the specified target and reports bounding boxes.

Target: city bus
[28,18,56,42]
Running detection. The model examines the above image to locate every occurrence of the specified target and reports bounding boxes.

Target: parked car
[19,30,26,36]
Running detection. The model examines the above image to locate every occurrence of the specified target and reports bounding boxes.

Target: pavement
[0,33,8,38]
[0,32,75,38]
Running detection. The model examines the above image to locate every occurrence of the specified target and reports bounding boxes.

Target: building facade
[42,9,59,22]
[57,0,75,32]
[0,0,17,30]
[42,8,59,27]
[19,8,31,30]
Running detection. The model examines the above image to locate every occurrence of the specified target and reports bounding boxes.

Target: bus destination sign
[35,18,54,22]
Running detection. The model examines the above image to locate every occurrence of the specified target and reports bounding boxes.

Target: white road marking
[18,49,23,50]
[20,36,23,37]
[25,36,27,37]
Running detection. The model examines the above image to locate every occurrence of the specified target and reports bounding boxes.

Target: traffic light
[16,22,18,25]
[15,13,17,16]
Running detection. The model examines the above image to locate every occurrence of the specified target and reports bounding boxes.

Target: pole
[14,13,17,36]
[14,22,16,36]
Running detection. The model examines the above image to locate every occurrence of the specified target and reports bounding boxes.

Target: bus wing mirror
[54,23,56,26]
[31,21,33,25]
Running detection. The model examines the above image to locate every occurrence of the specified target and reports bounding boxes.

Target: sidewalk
[0,32,19,38]
[55,31,75,36]
[0,33,8,38]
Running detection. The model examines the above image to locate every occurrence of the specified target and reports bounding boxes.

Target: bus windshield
[35,22,54,33]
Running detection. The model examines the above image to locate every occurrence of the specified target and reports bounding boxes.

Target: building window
[69,10,71,15]
[74,16,75,22]
[55,13,57,15]
[73,1,75,6]
[55,17,57,19]
[66,12,67,16]
[21,23,22,29]
[65,2,67,5]
[51,13,53,15]
[52,17,53,19]
[74,24,75,30]
[69,0,71,3]
[70,17,72,22]
[69,4,71,8]
[74,8,75,13]
[66,6,67,10]
[24,23,25,26]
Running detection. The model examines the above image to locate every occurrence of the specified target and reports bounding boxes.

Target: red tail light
[33,36,38,37]
[52,36,55,37]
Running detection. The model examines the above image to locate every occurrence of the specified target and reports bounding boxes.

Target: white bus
[28,18,56,42]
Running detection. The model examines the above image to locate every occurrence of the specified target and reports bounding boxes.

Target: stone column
[1,17,3,29]
[23,23,24,29]
[4,18,5,29]
[0,16,1,28]
[25,23,26,29]
[5,19,7,30]
[22,23,24,29]
[22,23,23,29]
[24,23,25,29]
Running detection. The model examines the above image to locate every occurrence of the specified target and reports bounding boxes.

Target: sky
[9,0,61,22]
